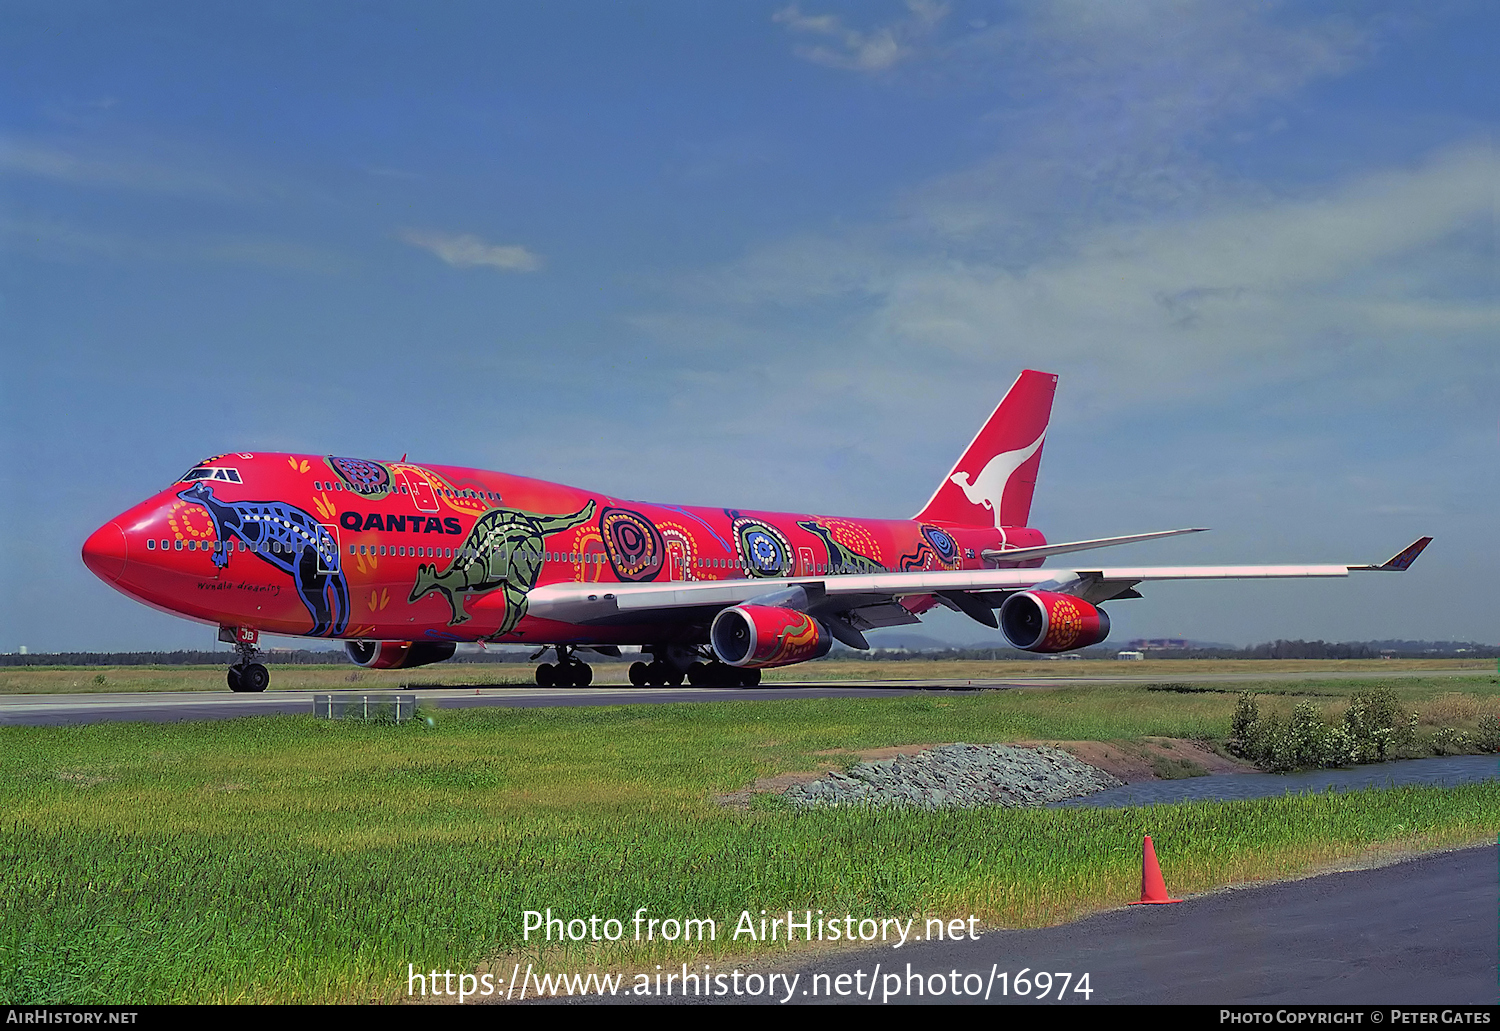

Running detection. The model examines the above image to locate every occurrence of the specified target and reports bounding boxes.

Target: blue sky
[2,1,1496,651]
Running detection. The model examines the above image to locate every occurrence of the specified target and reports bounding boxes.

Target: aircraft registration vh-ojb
[82,370,1430,692]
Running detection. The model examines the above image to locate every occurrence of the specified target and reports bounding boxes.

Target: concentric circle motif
[329,456,390,490]
[168,500,216,542]
[600,507,664,582]
[734,519,792,578]
[921,525,960,565]
[1044,597,1083,650]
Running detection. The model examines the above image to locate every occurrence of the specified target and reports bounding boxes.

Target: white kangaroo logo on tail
[949,431,1045,530]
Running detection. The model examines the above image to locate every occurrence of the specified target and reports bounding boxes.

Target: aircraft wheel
[240,663,270,693]
[686,661,707,686]
[666,668,684,687]
[739,668,762,688]
[573,662,593,687]
[536,663,555,688]
[628,661,649,687]
[646,661,668,688]
[227,666,243,692]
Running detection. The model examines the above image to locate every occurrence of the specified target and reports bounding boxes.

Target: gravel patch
[783,743,1123,809]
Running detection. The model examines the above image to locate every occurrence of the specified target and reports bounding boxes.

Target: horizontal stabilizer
[981,528,1207,565]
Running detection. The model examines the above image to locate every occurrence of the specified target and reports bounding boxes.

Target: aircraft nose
[82,521,129,583]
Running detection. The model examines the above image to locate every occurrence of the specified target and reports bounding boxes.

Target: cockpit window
[178,467,243,483]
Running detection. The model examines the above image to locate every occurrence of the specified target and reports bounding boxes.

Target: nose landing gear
[220,626,269,693]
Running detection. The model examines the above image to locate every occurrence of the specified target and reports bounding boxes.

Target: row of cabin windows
[315,481,396,495]
[149,538,297,555]
[150,535,908,574]
[345,545,611,561]
[312,480,500,502]
[687,556,894,574]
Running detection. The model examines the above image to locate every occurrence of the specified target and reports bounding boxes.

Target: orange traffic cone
[1129,835,1182,905]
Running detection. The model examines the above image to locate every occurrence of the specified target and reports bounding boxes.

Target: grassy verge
[2,686,1497,1003]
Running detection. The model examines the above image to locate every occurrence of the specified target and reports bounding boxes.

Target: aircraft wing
[523,537,1432,643]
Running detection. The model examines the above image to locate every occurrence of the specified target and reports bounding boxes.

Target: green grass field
[2,676,1498,1003]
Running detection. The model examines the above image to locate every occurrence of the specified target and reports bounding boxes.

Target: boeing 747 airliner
[82,370,1429,691]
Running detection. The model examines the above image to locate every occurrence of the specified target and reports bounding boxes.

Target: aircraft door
[666,539,688,581]
[397,470,440,513]
[583,540,607,582]
[798,547,816,577]
[317,525,341,575]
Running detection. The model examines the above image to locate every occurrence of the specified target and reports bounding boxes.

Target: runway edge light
[1130,835,1183,905]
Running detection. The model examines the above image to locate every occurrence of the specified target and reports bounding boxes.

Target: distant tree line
[1130,639,1500,660]
[841,639,1500,661]
[0,650,345,667]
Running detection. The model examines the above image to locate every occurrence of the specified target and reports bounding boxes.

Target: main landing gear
[627,659,683,688]
[222,629,269,693]
[686,661,760,689]
[534,645,593,688]
[626,646,761,688]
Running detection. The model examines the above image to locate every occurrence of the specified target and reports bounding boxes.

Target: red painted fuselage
[82,452,1045,648]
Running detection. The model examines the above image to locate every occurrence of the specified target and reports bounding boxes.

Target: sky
[2,1,1496,652]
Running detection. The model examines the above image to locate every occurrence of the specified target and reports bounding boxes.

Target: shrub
[1475,714,1500,754]
[1431,727,1468,755]
[1342,688,1412,762]
[1229,693,1260,757]
[1232,694,1371,772]
[1242,706,1345,773]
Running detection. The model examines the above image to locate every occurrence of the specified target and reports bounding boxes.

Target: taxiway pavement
[0,667,1485,726]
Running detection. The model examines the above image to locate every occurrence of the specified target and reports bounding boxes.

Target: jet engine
[999,591,1110,653]
[710,605,832,669]
[344,640,457,669]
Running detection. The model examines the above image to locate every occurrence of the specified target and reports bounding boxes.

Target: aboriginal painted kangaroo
[177,482,350,636]
[796,520,885,574]
[410,500,596,637]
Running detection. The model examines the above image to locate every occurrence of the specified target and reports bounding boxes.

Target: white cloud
[399,229,542,273]
[1,215,350,274]
[0,137,275,200]
[879,143,1500,367]
[633,139,1498,444]
[653,3,1483,419]
[773,1,948,72]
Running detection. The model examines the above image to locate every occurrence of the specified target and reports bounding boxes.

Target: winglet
[1350,537,1432,572]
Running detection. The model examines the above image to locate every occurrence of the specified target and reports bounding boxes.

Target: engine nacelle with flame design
[344,640,457,670]
[999,591,1111,652]
[710,605,833,669]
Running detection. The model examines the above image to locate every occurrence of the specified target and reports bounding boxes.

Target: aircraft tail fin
[914,369,1057,529]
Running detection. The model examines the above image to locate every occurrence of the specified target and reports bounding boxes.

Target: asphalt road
[780,844,1499,1006]
[0,667,1486,726]
[0,683,932,725]
[550,845,1497,1006]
